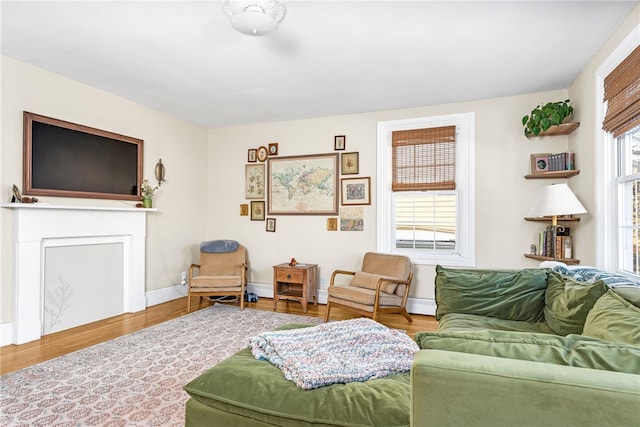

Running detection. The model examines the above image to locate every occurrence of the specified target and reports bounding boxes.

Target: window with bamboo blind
[377,113,475,266]
[597,30,639,276]
[392,125,456,191]
[604,38,640,276]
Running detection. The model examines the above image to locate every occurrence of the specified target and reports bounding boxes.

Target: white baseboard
[0,282,436,346]
[145,284,188,307]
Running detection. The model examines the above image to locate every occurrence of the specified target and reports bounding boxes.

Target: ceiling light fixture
[222,0,286,36]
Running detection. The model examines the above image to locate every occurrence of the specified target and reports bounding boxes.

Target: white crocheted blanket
[249,318,419,389]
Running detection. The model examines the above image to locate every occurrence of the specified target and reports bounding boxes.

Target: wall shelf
[525,170,580,179]
[524,254,580,265]
[528,122,580,137]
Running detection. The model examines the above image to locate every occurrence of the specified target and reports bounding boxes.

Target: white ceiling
[1,1,637,128]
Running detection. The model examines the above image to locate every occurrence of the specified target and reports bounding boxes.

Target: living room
[2,3,639,344]
[1,1,640,426]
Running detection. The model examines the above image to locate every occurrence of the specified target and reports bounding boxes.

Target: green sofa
[412,265,640,427]
[184,266,640,427]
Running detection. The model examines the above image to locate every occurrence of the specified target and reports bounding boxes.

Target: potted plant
[141,179,158,208]
[522,99,574,137]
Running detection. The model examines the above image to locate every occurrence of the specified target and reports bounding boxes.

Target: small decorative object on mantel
[141,179,158,208]
[289,257,298,266]
[522,99,576,137]
[10,184,22,203]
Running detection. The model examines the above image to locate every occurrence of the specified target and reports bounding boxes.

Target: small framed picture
[251,201,265,221]
[240,204,249,216]
[341,177,371,205]
[327,217,338,231]
[334,135,346,150]
[257,146,269,162]
[531,153,551,173]
[266,217,276,232]
[248,149,257,163]
[245,164,265,199]
[268,143,279,156]
[341,152,359,175]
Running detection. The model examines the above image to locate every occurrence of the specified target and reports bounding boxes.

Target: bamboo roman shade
[603,45,640,137]
[392,125,456,191]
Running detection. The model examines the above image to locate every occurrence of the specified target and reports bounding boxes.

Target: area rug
[0,304,322,426]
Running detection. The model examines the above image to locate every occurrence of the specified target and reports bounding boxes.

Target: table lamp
[527,183,587,259]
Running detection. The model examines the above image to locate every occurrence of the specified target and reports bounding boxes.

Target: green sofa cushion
[612,286,640,308]
[184,323,410,427]
[439,313,554,334]
[434,265,547,322]
[544,271,608,336]
[414,329,640,374]
[583,289,640,346]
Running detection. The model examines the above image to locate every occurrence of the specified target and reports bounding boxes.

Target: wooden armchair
[187,241,247,313]
[323,252,413,323]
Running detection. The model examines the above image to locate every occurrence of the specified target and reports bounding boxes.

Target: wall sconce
[155,159,166,187]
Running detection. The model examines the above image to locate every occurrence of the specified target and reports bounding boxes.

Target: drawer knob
[287,274,292,280]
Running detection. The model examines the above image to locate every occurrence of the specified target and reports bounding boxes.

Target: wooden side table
[273,263,318,313]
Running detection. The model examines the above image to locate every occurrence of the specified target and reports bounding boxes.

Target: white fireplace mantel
[3,203,155,344]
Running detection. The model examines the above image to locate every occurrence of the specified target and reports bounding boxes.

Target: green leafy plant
[141,179,158,199]
[522,99,574,137]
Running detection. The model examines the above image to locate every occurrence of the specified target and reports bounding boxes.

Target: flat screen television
[23,112,143,201]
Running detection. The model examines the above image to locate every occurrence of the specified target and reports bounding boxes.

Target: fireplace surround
[4,203,152,344]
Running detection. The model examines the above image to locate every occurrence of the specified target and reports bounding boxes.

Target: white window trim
[376,112,476,266]
[595,24,640,272]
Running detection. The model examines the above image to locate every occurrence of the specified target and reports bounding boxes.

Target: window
[616,126,640,275]
[597,27,639,277]
[377,113,475,266]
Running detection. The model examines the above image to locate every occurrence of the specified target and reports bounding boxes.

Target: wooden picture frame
[245,164,265,199]
[341,152,359,175]
[334,135,346,150]
[531,153,551,173]
[268,143,279,156]
[268,153,339,215]
[257,146,269,162]
[251,201,265,221]
[266,217,276,232]
[247,149,257,162]
[240,204,249,216]
[341,177,371,205]
[327,217,338,231]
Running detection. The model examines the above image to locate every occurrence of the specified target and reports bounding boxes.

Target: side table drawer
[275,268,304,283]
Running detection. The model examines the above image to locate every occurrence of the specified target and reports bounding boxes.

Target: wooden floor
[0,297,438,375]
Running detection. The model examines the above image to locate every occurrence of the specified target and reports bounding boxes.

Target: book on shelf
[547,152,575,172]
[538,226,573,259]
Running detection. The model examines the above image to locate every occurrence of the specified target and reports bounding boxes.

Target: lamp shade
[527,183,587,218]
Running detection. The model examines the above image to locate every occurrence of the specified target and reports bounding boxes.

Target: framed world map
[267,153,339,215]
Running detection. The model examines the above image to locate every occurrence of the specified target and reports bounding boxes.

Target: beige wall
[207,89,572,302]
[1,56,209,325]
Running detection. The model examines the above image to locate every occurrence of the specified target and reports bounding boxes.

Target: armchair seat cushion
[328,285,403,307]
[190,275,242,288]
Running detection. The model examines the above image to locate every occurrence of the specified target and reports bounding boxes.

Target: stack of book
[548,152,575,171]
[538,225,573,259]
